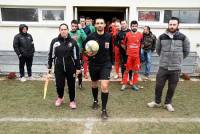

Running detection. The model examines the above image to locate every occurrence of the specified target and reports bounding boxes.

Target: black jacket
[48,34,81,71]
[13,24,35,57]
[83,32,113,65]
[82,26,91,36]
[142,32,156,52]
[115,29,131,64]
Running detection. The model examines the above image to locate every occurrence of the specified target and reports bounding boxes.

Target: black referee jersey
[83,32,113,65]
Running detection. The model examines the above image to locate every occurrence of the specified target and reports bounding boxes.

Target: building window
[42,10,64,21]
[1,8,38,22]
[164,10,200,24]
[138,11,160,22]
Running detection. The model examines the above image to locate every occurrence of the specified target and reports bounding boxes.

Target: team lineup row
[13,16,190,120]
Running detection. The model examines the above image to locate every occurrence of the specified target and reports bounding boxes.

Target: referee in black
[83,18,113,119]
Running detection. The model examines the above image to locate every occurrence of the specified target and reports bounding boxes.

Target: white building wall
[135,0,200,8]
[0,0,66,6]
[0,0,200,55]
[0,0,66,51]
[0,26,58,51]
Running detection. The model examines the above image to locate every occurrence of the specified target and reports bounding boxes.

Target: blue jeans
[141,49,152,76]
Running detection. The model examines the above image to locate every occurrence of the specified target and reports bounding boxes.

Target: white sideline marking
[0,117,200,123]
[84,119,94,134]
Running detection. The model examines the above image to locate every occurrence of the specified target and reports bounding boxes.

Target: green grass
[0,79,200,133]
[0,122,84,134]
[0,80,200,118]
[1,122,200,134]
[93,123,200,134]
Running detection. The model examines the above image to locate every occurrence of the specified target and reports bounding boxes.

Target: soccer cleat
[121,84,127,91]
[69,101,77,109]
[92,101,99,110]
[101,110,108,120]
[20,77,26,82]
[147,101,161,108]
[132,85,139,91]
[165,104,175,112]
[55,97,64,107]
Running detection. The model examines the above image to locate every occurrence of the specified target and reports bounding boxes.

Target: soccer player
[121,21,143,91]
[80,17,92,79]
[115,20,132,87]
[113,19,121,79]
[69,20,87,89]
[80,16,91,36]
[86,17,96,33]
[83,18,113,119]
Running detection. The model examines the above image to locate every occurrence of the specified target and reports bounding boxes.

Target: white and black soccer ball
[85,40,99,56]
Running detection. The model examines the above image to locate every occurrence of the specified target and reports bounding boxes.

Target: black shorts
[89,62,112,81]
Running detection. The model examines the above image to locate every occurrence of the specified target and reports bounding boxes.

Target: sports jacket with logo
[48,34,81,72]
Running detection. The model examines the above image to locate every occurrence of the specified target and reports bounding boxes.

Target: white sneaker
[138,76,142,81]
[143,76,149,80]
[121,84,127,91]
[114,74,119,79]
[147,101,161,108]
[137,85,144,89]
[20,77,26,82]
[27,76,33,80]
[165,104,175,112]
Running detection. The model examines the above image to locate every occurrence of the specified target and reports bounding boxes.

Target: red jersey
[111,24,117,41]
[123,31,143,57]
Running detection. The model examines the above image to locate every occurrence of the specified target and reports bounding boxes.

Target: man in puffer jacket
[147,17,190,112]
[13,24,35,82]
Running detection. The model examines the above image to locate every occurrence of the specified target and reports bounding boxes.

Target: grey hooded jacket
[156,30,190,70]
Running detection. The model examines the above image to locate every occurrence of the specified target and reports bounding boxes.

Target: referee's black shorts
[89,61,112,81]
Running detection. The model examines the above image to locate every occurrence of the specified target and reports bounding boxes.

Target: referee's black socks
[92,87,98,102]
[101,92,109,111]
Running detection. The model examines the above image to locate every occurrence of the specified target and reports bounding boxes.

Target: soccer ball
[85,40,99,56]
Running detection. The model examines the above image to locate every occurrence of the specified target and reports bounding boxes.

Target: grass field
[0,79,200,134]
